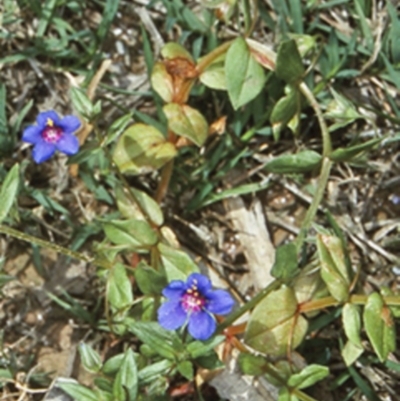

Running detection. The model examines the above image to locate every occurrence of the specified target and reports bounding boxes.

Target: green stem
[0,224,112,269]
[294,157,332,252]
[155,159,174,204]
[382,296,400,306]
[218,279,282,332]
[299,82,331,157]
[242,0,252,35]
[292,82,332,251]
[292,388,321,401]
[300,294,400,313]
[196,41,234,73]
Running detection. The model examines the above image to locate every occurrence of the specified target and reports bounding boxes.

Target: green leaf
[278,387,298,401]
[0,164,19,223]
[270,88,301,140]
[363,292,396,362]
[341,340,363,367]
[238,354,285,378]
[342,303,362,347]
[325,88,363,132]
[163,103,208,147]
[186,335,225,359]
[292,263,326,305]
[290,34,317,57]
[316,234,350,302]
[107,263,133,310]
[115,186,164,227]
[130,188,164,226]
[199,56,226,90]
[70,87,93,119]
[161,42,193,61]
[127,321,179,360]
[265,150,322,174]
[275,40,305,85]
[36,0,57,37]
[79,343,102,373]
[158,243,199,282]
[244,286,308,356]
[177,361,193,380]
[134,261,167,295]
[225,37,266,109]
[103,219,158,250]
[271,242,299,281]
[329,137,382,162]
[387,2,400,63]
[287,364,329,389]
[113,123,177,175]
[104,113,132,147]
[102,353,125,375]
[150,62,174,103]
[113,349,138,401]
[59,382,99,401]
[138,360,174,385]
[97,0,120,43]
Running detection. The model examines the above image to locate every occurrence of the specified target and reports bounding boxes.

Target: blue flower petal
[188,311,216,340]
[58,115,81,134]
[158,300,187,330]
[162,280,187,299]
[36,110,60,127]
[206,289,234,315]
[56,134,79,155]
[32,142,56,163]
[187,273,211,293]
[22,125,42,144]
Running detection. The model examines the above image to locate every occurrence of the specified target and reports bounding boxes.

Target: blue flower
[22,110,81,163]
[158,273,234,341]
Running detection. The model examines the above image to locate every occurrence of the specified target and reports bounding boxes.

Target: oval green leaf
[103,219,158,249]
[287,364,329,389]
[113,348,138,401]
[265,150,322,174]
[342,303,362,347]
[342,340,363,367]
[199,57,226,90]
[244,286,308,356]
[163,103,208,147]
[78,343,102,373]
[107,263,133,310]
[161,42,194,61]
[363,292,396,362]
[158,242,199,281]
[317,234,350,302]
[113,123,177,175]
[225,37,266,109]
[150,62,174,102]
[275,39,305,85]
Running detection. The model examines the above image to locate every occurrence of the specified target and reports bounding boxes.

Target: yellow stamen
[46,118,54,127]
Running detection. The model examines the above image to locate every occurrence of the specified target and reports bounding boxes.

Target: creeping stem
[294,82,333,251]
[218,279,282,332]
[300,294,400,313]
[294,157,332,252]
[0,224,112,269]
[196,41,234,73]
[299,82,331,157]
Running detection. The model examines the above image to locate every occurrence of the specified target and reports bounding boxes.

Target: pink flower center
[42,118,62,143]
[181,286,206,313]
